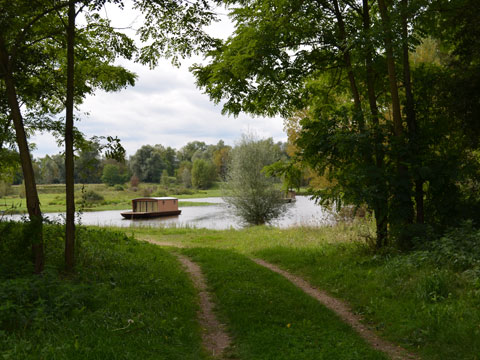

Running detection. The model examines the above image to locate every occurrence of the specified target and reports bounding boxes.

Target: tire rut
[252,258,418,360]
[175,254,232,359]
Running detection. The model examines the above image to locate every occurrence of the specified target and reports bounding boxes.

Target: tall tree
[192,0,449,248]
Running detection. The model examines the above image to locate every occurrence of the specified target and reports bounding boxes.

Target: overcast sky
[30,2,286,158]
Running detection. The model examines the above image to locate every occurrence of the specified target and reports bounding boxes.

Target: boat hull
[121,210,182,219]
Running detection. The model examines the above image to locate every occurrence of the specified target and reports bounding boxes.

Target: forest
[2,139,287,189]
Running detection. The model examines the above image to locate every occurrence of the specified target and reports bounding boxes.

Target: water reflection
[4,196,334,230]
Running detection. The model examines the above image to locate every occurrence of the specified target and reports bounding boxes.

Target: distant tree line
[3,138,289,190]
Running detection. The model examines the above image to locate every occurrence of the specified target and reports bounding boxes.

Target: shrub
[114,184,124,191]
[152,189,168,197]
[130,175,140,188]
[81,190,104,204]
[142,186,156,197]
[0,181,13,197]
[428,221,480,271]
[223,134,287,225]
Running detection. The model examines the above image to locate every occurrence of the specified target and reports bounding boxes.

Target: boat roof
[132,197,178,201]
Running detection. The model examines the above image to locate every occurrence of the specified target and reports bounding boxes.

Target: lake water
[3,196,334,230]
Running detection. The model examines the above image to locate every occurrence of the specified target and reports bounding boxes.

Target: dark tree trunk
[378,0,414,248]
[64,0,76,272]
[362,0,388,247]
[401,0,424,224]
[0,37,44,274]
[332,0,364,129]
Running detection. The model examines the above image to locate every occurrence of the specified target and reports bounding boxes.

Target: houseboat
[121,197,181,219]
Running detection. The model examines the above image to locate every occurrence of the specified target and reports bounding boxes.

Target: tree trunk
[0,37,44,274]
[332,0,364,129]
[362,0,388,247]
[64,0,76,272]
[378,0,414,248]
[401,0,424,224]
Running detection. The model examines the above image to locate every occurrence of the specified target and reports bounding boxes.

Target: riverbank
[0,183,222,214]
[2,221,479,359]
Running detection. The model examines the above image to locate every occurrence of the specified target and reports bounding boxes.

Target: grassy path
[148,237,414,359]
[252,258,417,360]
[178,247,389,360]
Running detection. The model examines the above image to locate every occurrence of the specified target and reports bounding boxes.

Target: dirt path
[175,254,232,359]
[142,238,417,359]
[252,258,418,360]
[139,237,188,248]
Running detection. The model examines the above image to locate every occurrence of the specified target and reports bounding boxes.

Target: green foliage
[100,163,128,186]
[80,190,104,205]
[129,145,176,183]
[0,181,13,197]
[427,221,480,271]
[191,159,216,189]
[224,134,287,225]
[192,0,480,249]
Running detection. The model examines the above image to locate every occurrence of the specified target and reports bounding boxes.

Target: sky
[30,3,286,158]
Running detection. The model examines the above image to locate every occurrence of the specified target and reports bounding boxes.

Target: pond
[4,196,334,230]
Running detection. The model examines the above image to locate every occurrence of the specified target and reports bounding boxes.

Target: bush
[428,221,480,271]
[81,190,104,205]
[130,175,140,188]
[0,181,13,197]
[152,189,168,197]
[171,187,194,195]
[142,186,156,197]
[114,184,124,191]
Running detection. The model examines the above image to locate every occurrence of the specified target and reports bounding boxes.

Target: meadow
[2,217,479,359]
[0,183,221,214]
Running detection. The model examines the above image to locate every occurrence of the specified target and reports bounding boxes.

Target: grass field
[2,218,480,359]
[0,225,207,360]
[183,247,387,359]
[130,223,480,360]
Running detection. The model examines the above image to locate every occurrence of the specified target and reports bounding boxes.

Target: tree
[223,134,287,225]
[75,140,102,184]
[191,158,216,189]
[177,141,207,163]
[212,144,231,180]
[193,0,475,248]
[101,163,128,186]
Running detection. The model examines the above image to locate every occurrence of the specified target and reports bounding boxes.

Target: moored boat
[121,197,181,219]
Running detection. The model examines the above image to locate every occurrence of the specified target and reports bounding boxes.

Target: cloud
[30,3,287,158]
